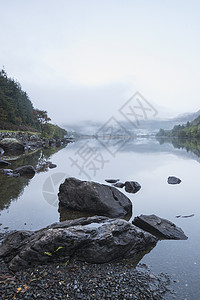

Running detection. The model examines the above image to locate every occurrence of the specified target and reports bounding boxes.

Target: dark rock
[56,141,62,147]
[0,216,158,271]
[49,163,57,169]
[0,159,11,168]
[125,181,141,194]
[14,165,36,178]
[105,179,120,184]
[114,182,125,188]
[167,176,181,184]
[133,214,188,240]
[58,177,132,218]
[182,214,194,218]
[0,138,25,154]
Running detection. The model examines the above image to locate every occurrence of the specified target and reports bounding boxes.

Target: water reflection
[59,206,132,222]
[0,146,66,211]
[156,136,200,162]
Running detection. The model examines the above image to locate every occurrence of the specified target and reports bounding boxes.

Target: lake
[0,137,200,299]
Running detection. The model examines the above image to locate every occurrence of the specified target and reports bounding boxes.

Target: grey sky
[1,0,200,125]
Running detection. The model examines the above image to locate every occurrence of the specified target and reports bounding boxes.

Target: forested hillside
[0,69,40,131]
[157,113,200,139]
[0,69,67,138]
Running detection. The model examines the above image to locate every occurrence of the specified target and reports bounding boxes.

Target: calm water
[0,137,200,299]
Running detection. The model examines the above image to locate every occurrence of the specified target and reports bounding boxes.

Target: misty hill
[172,110,200,123]
[63,110,200,137]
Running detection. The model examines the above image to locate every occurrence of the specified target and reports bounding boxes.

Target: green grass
[0,129,41,135]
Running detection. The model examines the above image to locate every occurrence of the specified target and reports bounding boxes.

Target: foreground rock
[167,176,181,184]
[0,138,25,155]
[0,216,158,271]
[125,181,141,193]
[13,165,36,178]
[133,214,188,240]
[58,177,132,218]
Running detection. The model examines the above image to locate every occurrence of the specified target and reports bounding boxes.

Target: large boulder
[58,177,132,218]
[133,214,188,240]
[14,165,36,178]
[0,216,158,271]
[0,138,25,155]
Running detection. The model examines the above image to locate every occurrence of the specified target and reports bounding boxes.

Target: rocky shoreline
[0,254,173,300]
[0,211,187,299]
[0,231,174,299]
[0,131,74,155]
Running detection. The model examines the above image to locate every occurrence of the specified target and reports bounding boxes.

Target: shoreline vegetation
[156,113,200,140]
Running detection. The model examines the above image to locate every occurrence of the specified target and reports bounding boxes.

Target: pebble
[0,257,174,300]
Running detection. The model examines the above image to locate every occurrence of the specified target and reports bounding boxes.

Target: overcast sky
[1,0,200,126]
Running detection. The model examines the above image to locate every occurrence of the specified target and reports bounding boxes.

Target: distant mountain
[190,114,200,126]
[171,110,200,123]
[63,110,200,137]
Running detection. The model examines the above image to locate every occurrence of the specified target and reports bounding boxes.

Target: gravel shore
[0,255,174,300]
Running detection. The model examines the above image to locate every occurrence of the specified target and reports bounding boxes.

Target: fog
[1,0,200,126]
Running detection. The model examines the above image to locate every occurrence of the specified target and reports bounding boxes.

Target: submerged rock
[125,181,141,194]
[182,214,194,218]
[0,138,25,155]
[0,216,158,271]
[167,176,181,184]
[133,214,188,240]
[58,177,132,218]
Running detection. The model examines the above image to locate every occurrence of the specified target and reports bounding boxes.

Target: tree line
[0,69,67,138]
[157,115,200,140]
